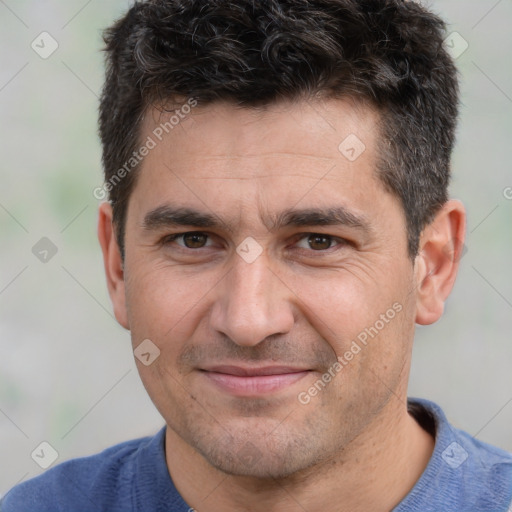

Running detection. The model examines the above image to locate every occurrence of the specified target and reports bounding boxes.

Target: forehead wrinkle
[166,155,340,182]
[184,174,323,181]
[186,153,335,161]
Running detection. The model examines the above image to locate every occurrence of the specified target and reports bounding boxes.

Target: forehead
[141,97,378,167]
[128,97,394,233]
[136,97,380,184]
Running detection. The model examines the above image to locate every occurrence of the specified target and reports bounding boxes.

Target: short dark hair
[99,0,459,259]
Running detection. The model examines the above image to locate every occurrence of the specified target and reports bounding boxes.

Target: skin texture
[98,97,466,512]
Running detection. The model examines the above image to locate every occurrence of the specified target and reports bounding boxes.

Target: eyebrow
[142,204,371,234]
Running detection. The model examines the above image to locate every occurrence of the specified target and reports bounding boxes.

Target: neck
[165,398,434,512]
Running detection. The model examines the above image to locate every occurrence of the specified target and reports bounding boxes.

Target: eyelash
[159,231,348,255]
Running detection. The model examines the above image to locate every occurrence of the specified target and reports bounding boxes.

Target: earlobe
[97,202,130,329]
[414,200,466,326]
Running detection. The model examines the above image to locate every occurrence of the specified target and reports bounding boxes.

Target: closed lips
[199,365,312,396]
[200,365,311,376]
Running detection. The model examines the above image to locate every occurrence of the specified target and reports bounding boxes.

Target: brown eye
[307,234,334,251]
[162,232,213,250]
[293,233,347,255]
[182,232,208,248]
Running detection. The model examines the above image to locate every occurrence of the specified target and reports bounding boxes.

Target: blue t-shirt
[2,398,512,512]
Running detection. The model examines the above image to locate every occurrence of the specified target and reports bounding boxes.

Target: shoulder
[413,397,512,468]
[399,398,512,512]
[1,430,164,512]
[452,426,512,508]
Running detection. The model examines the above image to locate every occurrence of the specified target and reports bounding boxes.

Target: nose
[210,251,295,347]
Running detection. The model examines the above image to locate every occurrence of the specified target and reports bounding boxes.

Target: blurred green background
[1,0,511,493]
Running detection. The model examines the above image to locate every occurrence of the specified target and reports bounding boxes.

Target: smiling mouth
[199,365,312,396]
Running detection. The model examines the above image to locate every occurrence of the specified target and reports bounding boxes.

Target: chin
[205,449,309,479]
[193,426,325,480]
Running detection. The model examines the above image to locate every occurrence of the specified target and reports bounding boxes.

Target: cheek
[125,267,209,405]
[124,263,216,348]
[291,266,413,366]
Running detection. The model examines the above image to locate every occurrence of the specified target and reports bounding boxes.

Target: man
[3,0,512,510]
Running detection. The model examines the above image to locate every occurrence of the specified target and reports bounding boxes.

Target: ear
[414,199,466,325]
[97,202,129,329]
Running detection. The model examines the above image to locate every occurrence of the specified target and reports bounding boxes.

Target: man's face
[121,98,418,478]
